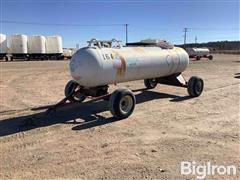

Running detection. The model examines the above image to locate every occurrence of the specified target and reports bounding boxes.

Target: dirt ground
[0,54,239,179]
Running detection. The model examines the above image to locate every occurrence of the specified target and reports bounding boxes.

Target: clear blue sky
[1,0,239,48]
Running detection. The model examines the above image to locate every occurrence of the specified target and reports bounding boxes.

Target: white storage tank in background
[71,48,78,56]
[186,47,213,60]
[186,47,210,57]
[0,34,7,54]
[46,36,63,54]
[63,49,72,58]
[28,35,46,54]
[9,34,28,54]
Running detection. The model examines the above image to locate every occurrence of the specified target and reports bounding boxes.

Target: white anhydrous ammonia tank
[63,49,72,57]
[71,48,78,56]
[0,34,7,54]
[186,47,210,56]
[9,34,28,54]
[46,36,63,54]
[28,35,46,54]
[70,46,189,88]
[70,49,75,56]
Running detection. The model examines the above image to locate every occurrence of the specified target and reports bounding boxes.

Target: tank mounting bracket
[156,73,187,87]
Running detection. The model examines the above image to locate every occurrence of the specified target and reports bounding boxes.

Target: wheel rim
[65,81,86,102]
[72,86,86,102]
[119,95,133,115]
[74,93,85,101]
[195,80,203,94]
[149,79,157,87]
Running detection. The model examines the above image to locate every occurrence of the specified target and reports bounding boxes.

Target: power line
[199,36,240,40]
[2,20,239,31]
[0,20,125,27]
[1,20,238,45]
[1,20,131,44]
[2,0,239,3]
[188,27,239,31]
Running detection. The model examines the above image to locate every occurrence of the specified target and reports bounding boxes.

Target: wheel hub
[119,95,133,114]
[149,79,157,86]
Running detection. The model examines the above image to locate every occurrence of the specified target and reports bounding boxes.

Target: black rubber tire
[109,88,136,119]
[64,80,86,103]
[144,79,158,89]
[196,56,201,60]
[208,55,213,60]
[187,76,204,97]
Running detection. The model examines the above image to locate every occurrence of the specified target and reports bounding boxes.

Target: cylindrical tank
[9,34,28,54]
[45,36,63,54]
[0,34,7,54]
[28,35,46,54]
[71,48,77,56]
[63,49,72,57]
[186,47,210,56]
[70,46,189,88]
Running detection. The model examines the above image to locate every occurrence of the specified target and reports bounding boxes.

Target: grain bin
[9,34,28,60]
[0,34,7,60]
[28,35,46,59]
[46,36,63,60]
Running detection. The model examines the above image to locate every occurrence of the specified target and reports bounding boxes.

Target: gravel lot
[0,54,239,179]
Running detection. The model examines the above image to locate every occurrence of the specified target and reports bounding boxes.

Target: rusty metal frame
[46,73,188,115]
[46,87,111,115]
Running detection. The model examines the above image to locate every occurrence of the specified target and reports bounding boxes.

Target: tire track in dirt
[1,81,239,116]
[1,82,239,146]
[205,82,240,92]
[0,124,69,153]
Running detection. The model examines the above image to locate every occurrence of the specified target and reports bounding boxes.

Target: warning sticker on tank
[126,59,137,67]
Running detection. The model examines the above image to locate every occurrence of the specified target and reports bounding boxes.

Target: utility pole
[183,28,188,49]
[76,43,79,50]
[125,24,129,44]
[195,35,197,45]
